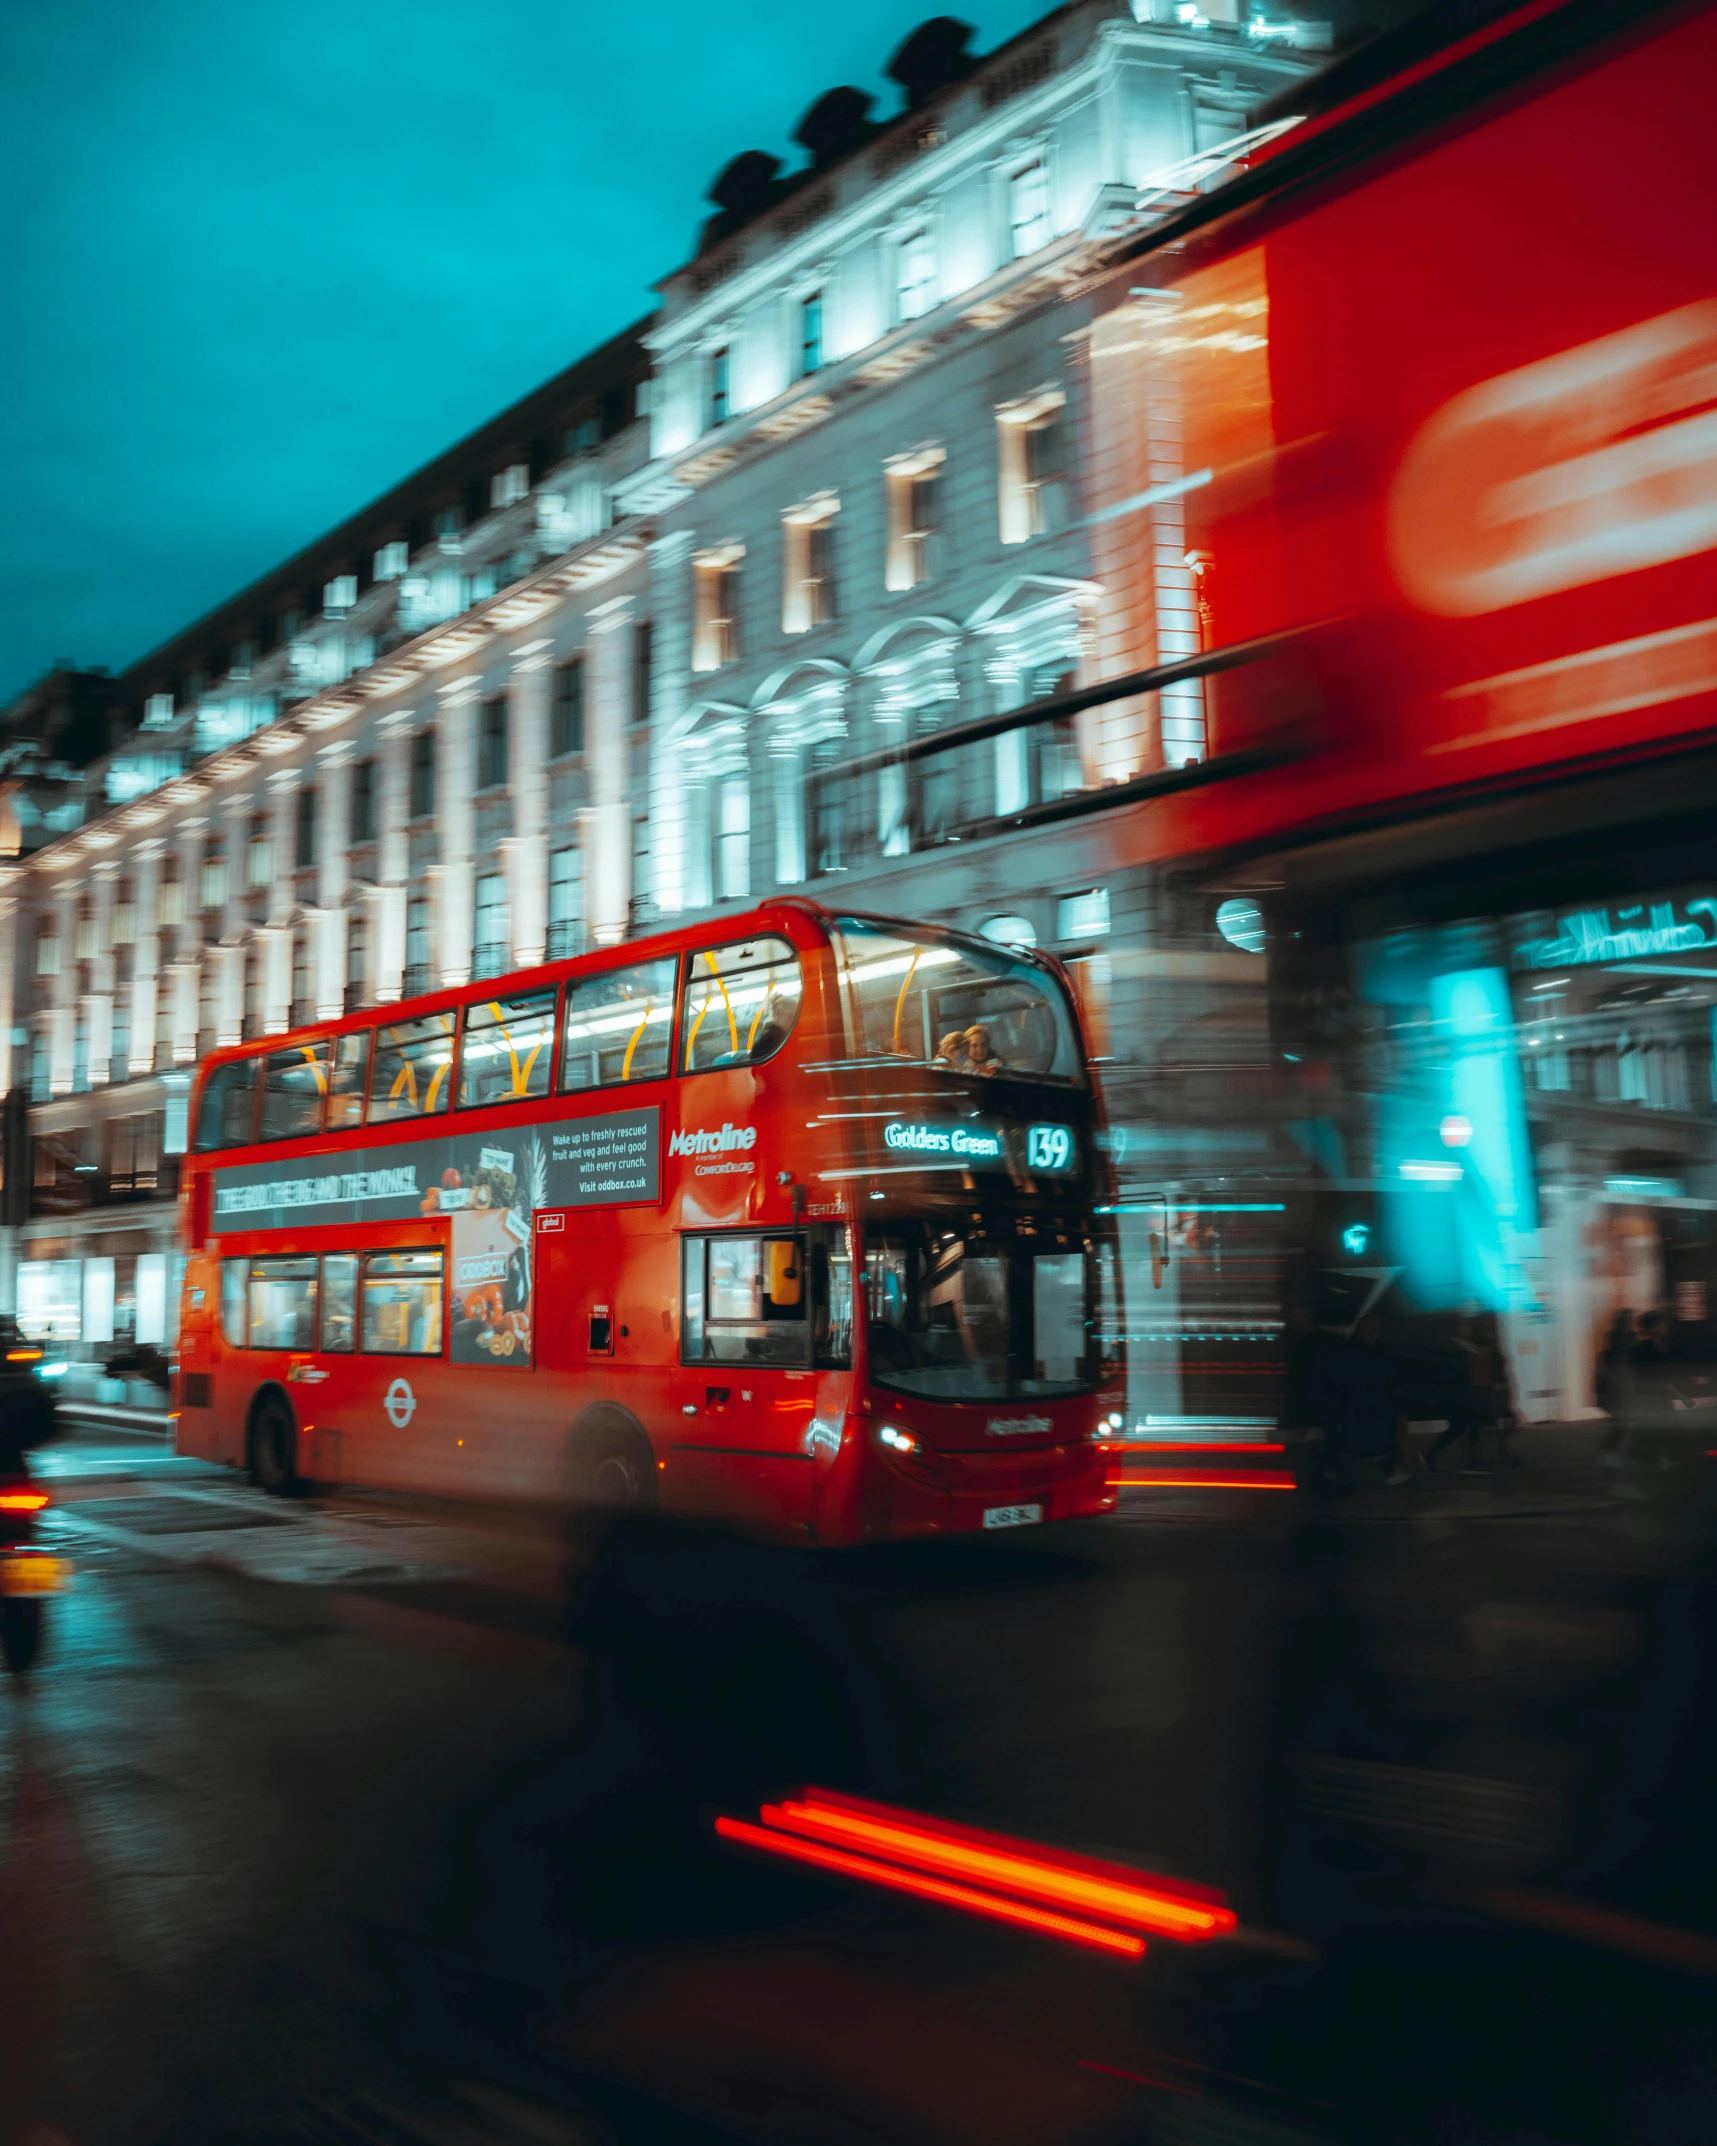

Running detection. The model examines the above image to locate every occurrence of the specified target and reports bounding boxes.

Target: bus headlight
[877,1423,921,1457]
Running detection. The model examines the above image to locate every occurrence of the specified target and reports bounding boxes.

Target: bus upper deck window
[559,957,676,1092]
[326,1030,371,1131]
[194,1057,260,1151]
[460,988,556,1110]
[831,918,1082,1084]
[681,937,802,1075]
[368,1011,456,1123]
[259,1039,332,1143]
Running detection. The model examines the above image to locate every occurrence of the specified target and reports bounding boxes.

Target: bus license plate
[0,1554,70,1597]
[982,1503,1043,1530]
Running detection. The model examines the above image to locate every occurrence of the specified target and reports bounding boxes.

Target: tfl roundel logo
[384,1377,417,1430]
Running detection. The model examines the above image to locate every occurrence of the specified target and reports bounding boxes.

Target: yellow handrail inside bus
[684,951,739,1066]
[744,988,770,1051]
[485,1003,543,1098]
[298,1043,329,1096]
[620,1003,654,1081]
[891,951,923,1056]
[389,1061,420,1111]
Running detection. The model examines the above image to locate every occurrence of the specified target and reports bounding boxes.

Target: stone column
[584,596,634,945]
[129,840,161,1075]
[0,892,16,1098]
[87,859,116,1087]
[646,532,693,917]
[436,678,478,985]
[505,639,553,969]
[50,882,79,1095]
[315,740,352,1017]
[373,710,414,1002]
[169,960,199,1064]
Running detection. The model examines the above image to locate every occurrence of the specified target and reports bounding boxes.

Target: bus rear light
[5,1349,43,1364]
[877,1423,920,1456]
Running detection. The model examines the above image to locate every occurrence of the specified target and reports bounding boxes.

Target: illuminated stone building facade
[0,0,1311,1350]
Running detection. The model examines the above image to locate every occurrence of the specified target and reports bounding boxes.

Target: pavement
[0,1420,1712,2145]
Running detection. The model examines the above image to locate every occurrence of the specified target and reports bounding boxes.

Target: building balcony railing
[545,920,585,961]
[401,964,433,999]
[343,981,368,1013]
[470,942,509,982]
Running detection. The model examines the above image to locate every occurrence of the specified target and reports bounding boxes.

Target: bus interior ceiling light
[716,1787,1237,1956]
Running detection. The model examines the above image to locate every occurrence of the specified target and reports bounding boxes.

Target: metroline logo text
[668,1123,758,1158]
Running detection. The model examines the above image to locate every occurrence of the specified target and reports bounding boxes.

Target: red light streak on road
[713,1815,1147,1959]
[1099,1442,1285,1455]
[764,1790,1235,1940]
[1109,1470,1296,1490]
[0,1492,49,1512]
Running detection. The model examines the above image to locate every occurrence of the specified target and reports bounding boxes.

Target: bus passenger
[964,1025,1006,1076]
[934,1031,970,1071]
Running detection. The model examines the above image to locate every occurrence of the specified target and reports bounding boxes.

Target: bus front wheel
[570,1412,656,1516]
[249,1392,298,1495]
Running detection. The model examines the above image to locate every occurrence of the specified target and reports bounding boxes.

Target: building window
[799,291,823,377]
[374,541,409,581]
[112,883,135,946]
[34,928,59,978]
[295,786,318,870]
[74,908,97,962]
[897,227,936,322]
[291,928,312,1026]
[346,911,369,1008]
[552,656,585,758]
[107,1113,163,1196]
[548,846,584,959]
[351,757,376,843]
[473,872,509,978]
[410,729,436,819]
[200,847,227,913]
[884,450,944,591]
[1057,887,1111,942]
[692,549,744,673]
[243,949,261,1039]
[997,391,1069,545]
[632,619,653,726]
[713,773,750,902]
[490,463,529,509]
[1009,160,1051,259]
[247,816,272,890]
[783,498,839,634]
[708,345,731,429]
[159,865,183,929]
[478,693,509,790]
[323,574,358,618]
[110,993,130,1082]
[404,893,431,994]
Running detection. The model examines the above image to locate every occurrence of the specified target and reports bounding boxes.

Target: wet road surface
[1,1422,1714,2144]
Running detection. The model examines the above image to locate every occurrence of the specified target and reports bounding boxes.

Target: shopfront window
[1276,877,1717,1421]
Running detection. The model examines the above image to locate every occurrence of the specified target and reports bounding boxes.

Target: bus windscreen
[832,920,1083,1083]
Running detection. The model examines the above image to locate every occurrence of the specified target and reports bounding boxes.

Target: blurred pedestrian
[1596,1308,1636,1467]
[1332,1313,1417,1485]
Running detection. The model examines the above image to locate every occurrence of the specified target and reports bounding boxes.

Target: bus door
[314,1242,455,1490]
[671,1229,818,1532]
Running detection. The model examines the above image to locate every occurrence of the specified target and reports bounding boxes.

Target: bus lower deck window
[361,1250,444,1357]
[246,1256,319,1350]
[321,1253,359,1352]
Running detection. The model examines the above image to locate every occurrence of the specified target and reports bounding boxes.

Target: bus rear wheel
[249,1393,298,1494]
[575,1423,656,1516]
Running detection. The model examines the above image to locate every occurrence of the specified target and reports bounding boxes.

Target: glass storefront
[1101,853,1717,1442]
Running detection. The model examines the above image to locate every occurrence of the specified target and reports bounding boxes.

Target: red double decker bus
[174,901,1122,1542]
